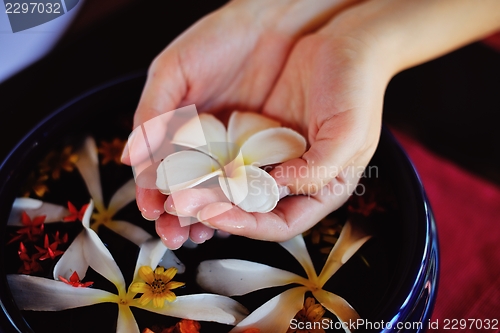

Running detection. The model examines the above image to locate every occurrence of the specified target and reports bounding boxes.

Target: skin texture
[123,0,500,248]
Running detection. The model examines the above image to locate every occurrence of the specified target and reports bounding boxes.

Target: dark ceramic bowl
[0,74,438,333]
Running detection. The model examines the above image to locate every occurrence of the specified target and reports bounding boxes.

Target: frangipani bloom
[7,201,248,333]
[53,200,184,283]
[196,221,371,333]
[75,137,152,245]
[9,136,150,245]
[156,112,306,213]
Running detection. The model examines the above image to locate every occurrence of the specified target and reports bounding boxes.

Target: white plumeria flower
[53,200,183,281]
[8,136,151,246]
[197,220,371,333]
[7,201,248,333]
[156,111,306,213]
[53,137,185,280]
[75,137,153,245]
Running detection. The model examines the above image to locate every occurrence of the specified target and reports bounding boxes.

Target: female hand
[165,0,500,241]
[122,0,360,248]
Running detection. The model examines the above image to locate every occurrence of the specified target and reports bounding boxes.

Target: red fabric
[484,32,500,52]
[394,131,500,332]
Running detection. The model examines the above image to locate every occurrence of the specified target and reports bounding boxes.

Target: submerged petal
[156,150,222,194]
[196,260,310,296]
[318,221,371,286]
[313,289,360,332]
[227,111,280,147]
[75,137,105,212]
[8,198,69,225]
[219,165,279,213]
[117,304,140,333]
[241,127,306,167]
[7,274,115,311]
[230,287,307,333]
[138,294,248,325]
[279,235,317,282]
[107,179,136,215]
[106,220,153,246]
[133,238,185,281]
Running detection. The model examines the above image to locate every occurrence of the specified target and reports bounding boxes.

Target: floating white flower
[7,200,248,333]
[196,221,371,333]
[74,137,153,245]
[9,137,151,246]
[156,112,306,213]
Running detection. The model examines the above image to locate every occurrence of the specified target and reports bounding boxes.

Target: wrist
[228,0,363,37]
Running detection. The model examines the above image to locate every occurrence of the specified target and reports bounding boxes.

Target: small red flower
[52,230,69,245]
[63,202,89,222]
[8,212,45,244]
[34,234,64,261]
[348,193,385,217]
[17,242,42,274]
[59,271,93,288]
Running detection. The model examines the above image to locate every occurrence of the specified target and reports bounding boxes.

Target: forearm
[323,0,500,75]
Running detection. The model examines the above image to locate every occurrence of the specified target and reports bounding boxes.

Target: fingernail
[120,141,130,164]
[197,202,234,223]
[278,185,291,199]
[141,212,159,221]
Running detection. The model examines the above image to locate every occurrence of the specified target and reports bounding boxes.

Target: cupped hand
[166,10,393,241]
[122,0,358,248]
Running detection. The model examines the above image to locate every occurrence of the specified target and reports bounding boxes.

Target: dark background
[1,0,499,185]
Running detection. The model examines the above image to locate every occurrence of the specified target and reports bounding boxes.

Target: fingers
[136,186,166,221]
[197,165,361,242]
[165,187,228,217]
[155,213,190,250]
[189,223,215,244]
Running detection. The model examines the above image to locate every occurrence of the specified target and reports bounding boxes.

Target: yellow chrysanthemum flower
[130,266,185,308]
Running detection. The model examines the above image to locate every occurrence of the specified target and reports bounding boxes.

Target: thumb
[271,110,379,195]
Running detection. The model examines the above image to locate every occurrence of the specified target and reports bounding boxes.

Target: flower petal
[84,226,126,293]
[196,260,310,296]
[313,289,360,331]
[129,282,150,293]
[8,198,69,224]
[107,179,136,215]
[318,221,371,286]
[136,294,248,325]
[227,111,280,148]
[241,127,306,167]
[53,231,87,280]
[106,220,153,246]
[219,165,279,213]
[117,304,140,333]
[75,137,104,212]
[133,238,185,281]
[229,287,307,333]
[7,274,116,311]
[173,113,226,148]
[279,235,317,282]
[156,150,222,194]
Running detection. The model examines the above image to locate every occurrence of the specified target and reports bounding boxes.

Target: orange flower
[98,138,126,165]
[287,297,329,333]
